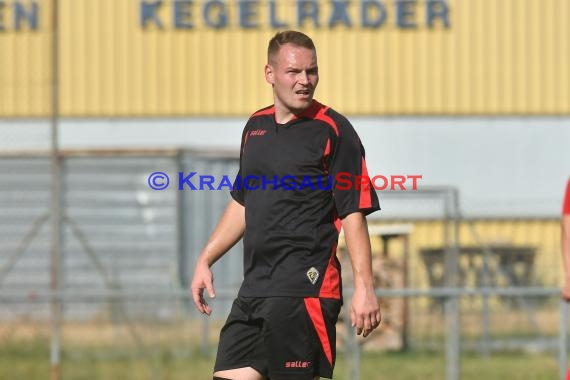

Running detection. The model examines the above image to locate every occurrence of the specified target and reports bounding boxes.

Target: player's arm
[562,215,570,301]
[342,211,381,337]
[190,198,245,315]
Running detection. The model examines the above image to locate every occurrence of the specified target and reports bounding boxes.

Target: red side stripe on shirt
[563,179,570,215]
[359,157,372,209]
[323,138,331,157]
[334,216,342,234]
[321,138,332,172]
[304,298,333,366]
[319,244,341,299]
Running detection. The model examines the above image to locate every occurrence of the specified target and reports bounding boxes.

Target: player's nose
[298,71,309,85]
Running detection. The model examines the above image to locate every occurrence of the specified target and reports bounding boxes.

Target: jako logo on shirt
[249,129,267,136]
[307,267,319,285]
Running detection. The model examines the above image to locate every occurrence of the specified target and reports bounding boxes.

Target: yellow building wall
[0,0,52,117]
[0,0,568,116]
[366,219,562,290]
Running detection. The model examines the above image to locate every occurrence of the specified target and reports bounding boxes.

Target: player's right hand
[190,259,216,316]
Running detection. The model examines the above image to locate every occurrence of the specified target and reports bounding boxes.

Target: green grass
[343,351,559,380]
[0,341,561,380]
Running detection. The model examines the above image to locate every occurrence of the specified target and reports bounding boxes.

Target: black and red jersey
[562,178,570,215]
[230,100,380,299]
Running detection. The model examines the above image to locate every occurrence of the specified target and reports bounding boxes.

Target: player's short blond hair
[267,30,316,64]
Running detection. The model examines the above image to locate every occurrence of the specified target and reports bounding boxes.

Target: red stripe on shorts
[304,298,333,366]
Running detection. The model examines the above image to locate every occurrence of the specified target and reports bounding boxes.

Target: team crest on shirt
[306,267,319,285]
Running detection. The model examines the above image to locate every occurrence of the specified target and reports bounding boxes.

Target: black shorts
[214,296,342,379]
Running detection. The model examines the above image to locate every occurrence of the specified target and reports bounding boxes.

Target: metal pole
[402,234,410,351]
[50,0,62,379]
[560,300,568,380]
[344,294,361,380]
[480,222,492,357]
[176,151,190,299]
[481,286,491,357]
[444,189,460,380]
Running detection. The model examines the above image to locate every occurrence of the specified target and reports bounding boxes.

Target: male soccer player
[190,30,381,380]
[561,178,570,301]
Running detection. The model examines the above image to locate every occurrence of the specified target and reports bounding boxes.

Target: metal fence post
[444,295,460,380]
[50,0,62,378]
[444,189,460,380]
[344,294,361,380]
[176,151,190,305]
[560,300,568,380]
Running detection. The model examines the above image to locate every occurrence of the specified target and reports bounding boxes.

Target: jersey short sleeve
[563,178,570,215]
[328,116,380,219]
[230,169,244,205]
[230,125,249,205]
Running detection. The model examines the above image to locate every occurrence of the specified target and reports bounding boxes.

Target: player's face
[265,44,319,117]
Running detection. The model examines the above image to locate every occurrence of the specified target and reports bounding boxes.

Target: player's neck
[274,109,295,125]
[273,100,315,125]
[273,100,295,124]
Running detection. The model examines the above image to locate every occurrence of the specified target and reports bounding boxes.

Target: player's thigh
[213,366,265,380]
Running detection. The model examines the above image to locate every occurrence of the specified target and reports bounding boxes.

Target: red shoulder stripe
[313,105,339,136]
[250,105,275,118]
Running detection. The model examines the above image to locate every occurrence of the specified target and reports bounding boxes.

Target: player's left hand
[350,285,381,337]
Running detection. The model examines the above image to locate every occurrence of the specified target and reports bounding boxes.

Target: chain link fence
[0,152,565,379]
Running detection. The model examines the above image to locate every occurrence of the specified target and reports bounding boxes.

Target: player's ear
[265,63,274,85]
